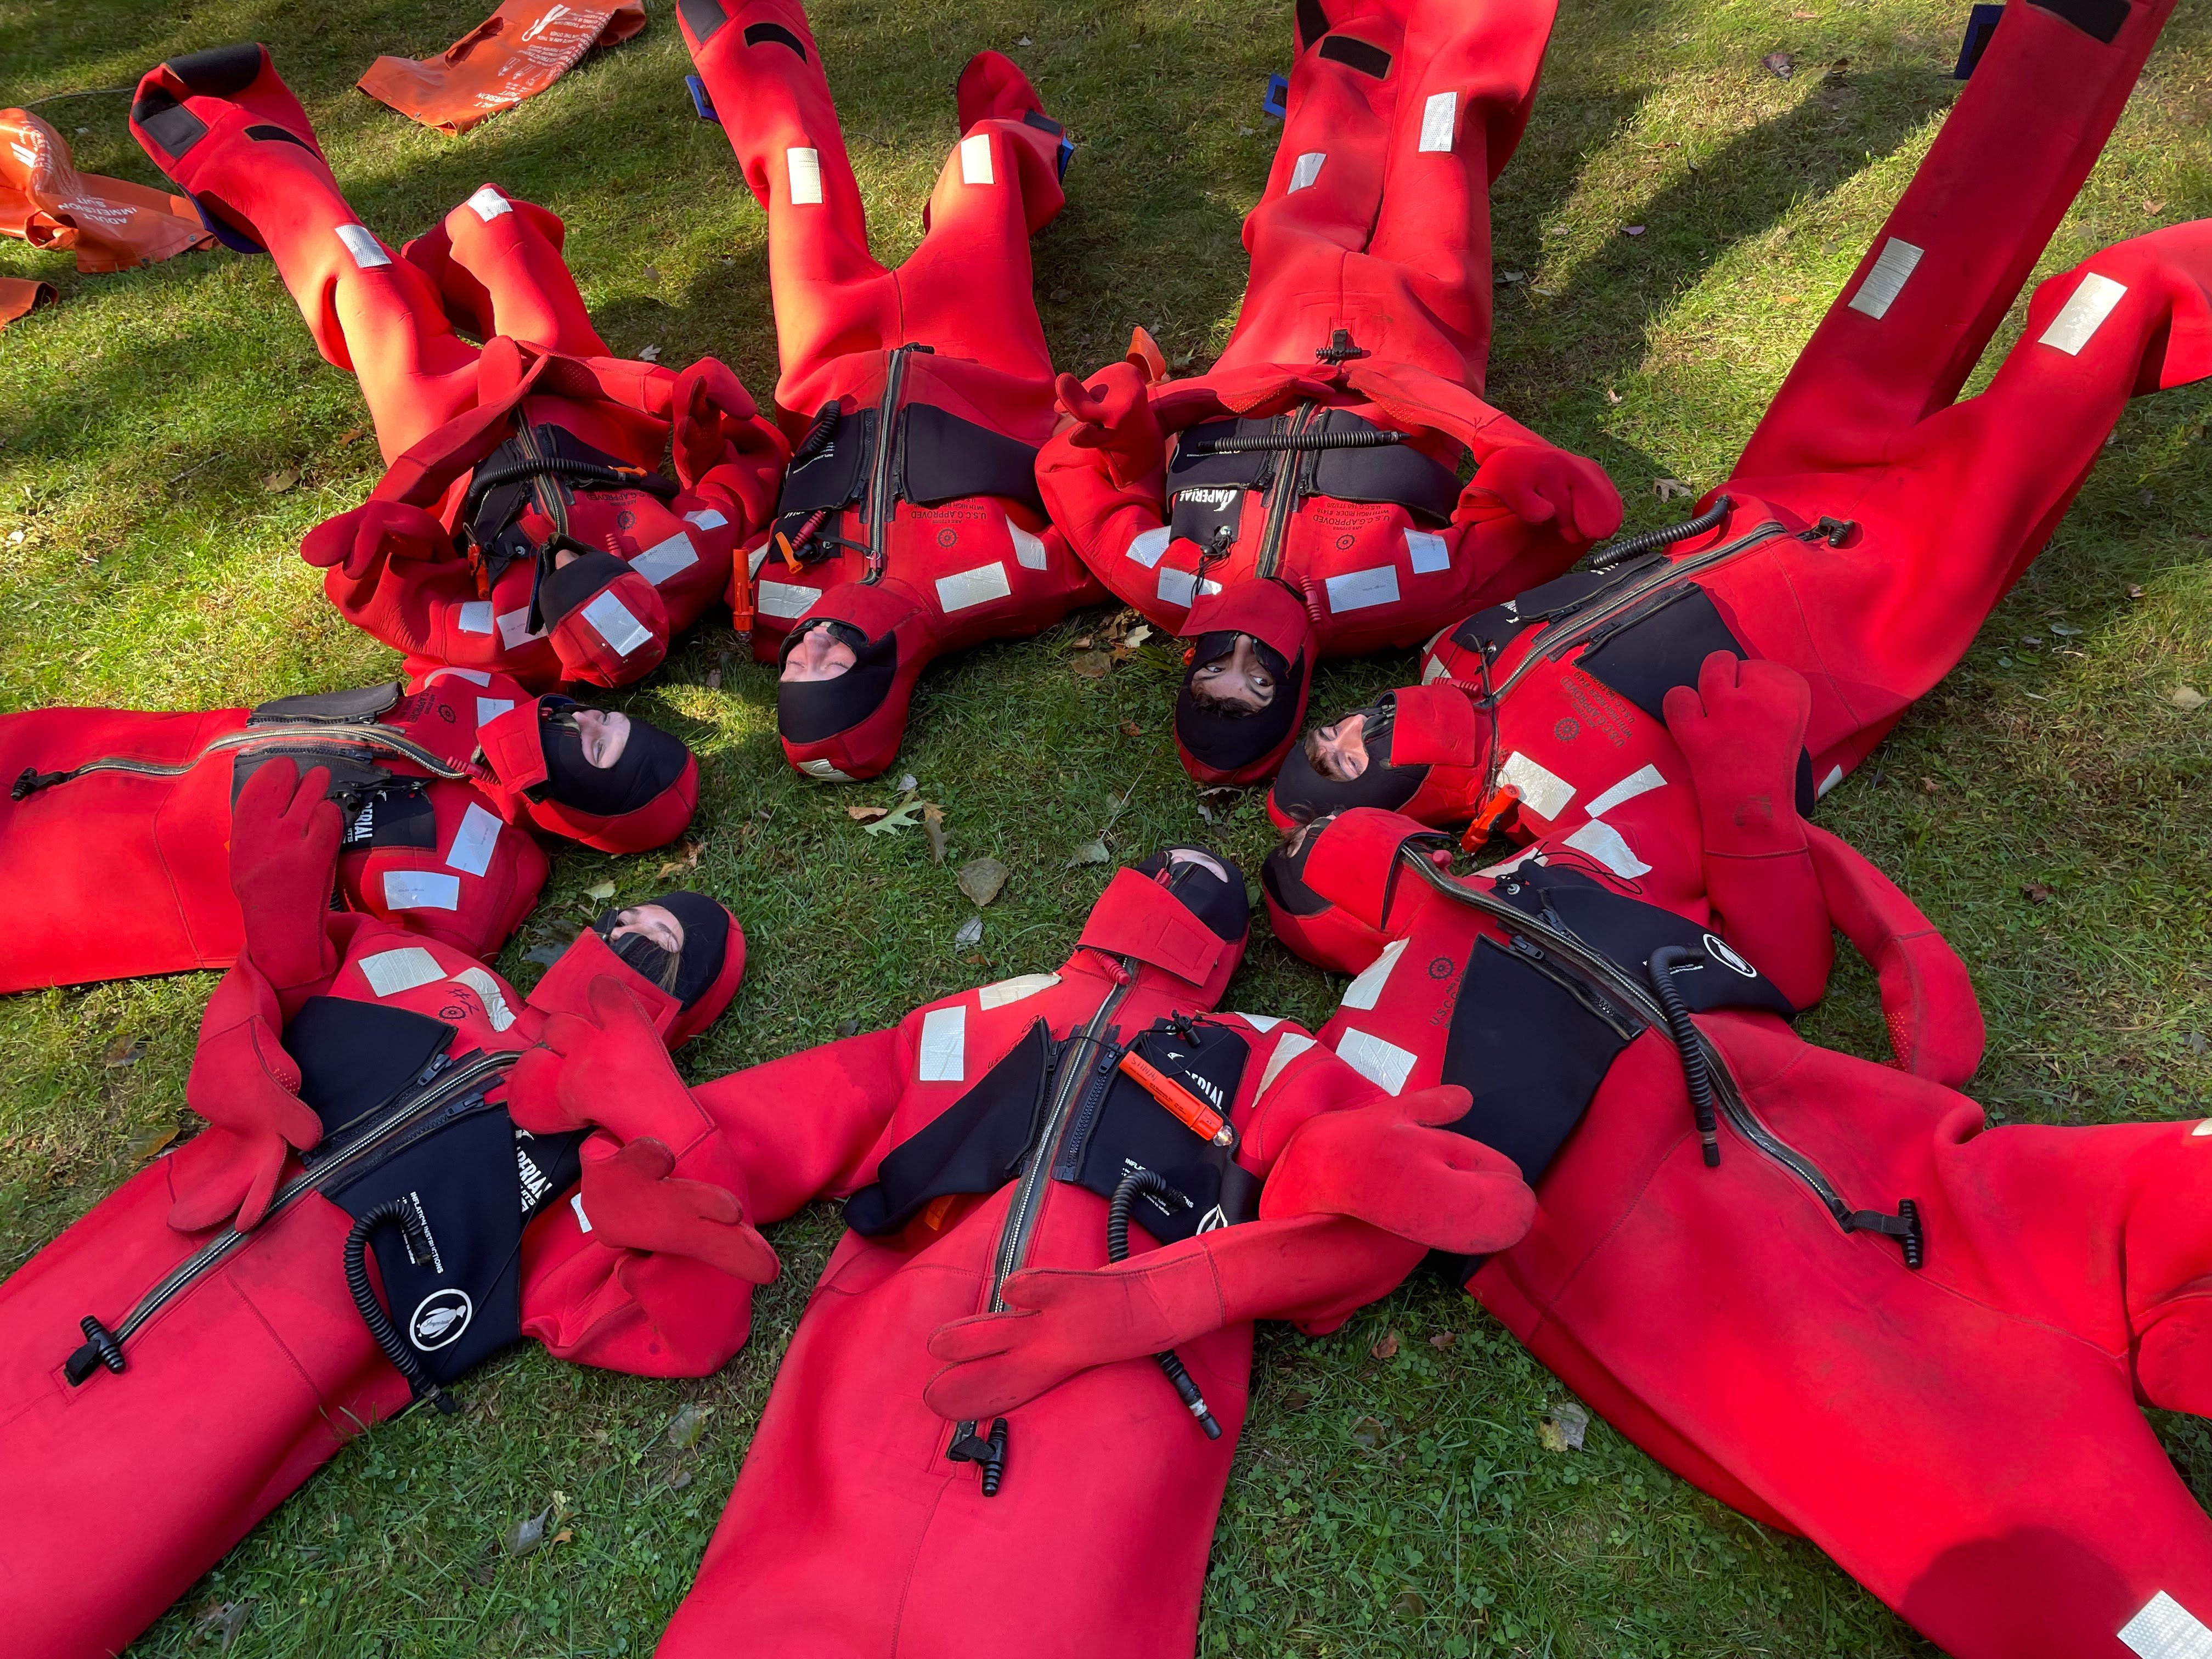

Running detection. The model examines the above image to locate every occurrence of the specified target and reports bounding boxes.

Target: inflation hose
[1181,428,1406,456]
[1587,494,1733,572]
[343,1200,460,1415]
[790,402,842,467]
[1647,947,1720,1167]
[1109,1171,1223,1440]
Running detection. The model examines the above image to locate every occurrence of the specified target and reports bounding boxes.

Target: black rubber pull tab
[1844,1199,1926,1269]
[13,766,68,801]
[64,1314,127,1385]
[947,1417,1011,1495]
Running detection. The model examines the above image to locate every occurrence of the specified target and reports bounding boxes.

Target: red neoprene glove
[508,975,703,1145]
[1470,445,1623,544]
[1053,364,1165,488]
[1259,1084,1537,1254]
[173,977,323,1232]
[577,1137,778,1284]
[229,758,341,992]
[1662,651,1813,856]
[300,499,455,578]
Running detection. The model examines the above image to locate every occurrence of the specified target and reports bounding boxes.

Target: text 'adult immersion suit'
[0,667,700,992]
[1271,0,2200,855]
[647,849,1533,1659]
[1037,0,1621,787]
[0,762,770,1659]
[682,0,1105,781]
[129,44,788,690]
[1272,659,2212,1659]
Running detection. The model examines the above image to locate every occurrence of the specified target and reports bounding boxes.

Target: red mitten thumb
[174,1009,322,1232]
[1470,447,1622,544]
[301,499,454,578]
[504,1008,597,1136]
[578,1137,778,1283]
[1660,651,1812,857]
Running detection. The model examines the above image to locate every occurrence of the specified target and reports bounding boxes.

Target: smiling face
[1304,712,1370,781]
[1188,634,1278,712]
[608,902,685,955]
[571,707,631,769]
[781,624,857,683]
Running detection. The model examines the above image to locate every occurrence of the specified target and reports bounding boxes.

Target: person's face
[782,625,856,683]
[1190,634,1277,710]
[1306,712,1370,781]
[609,902,685,954]
[571,707,631,769]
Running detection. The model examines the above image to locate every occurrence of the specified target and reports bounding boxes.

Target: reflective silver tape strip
[1290,152,1325,191]
[1406,528,1450,573]
[1583,763,1666,819]
[1419,92,1457,153]
[1498,750,1575,820]
[357,946,447,996]
[465,185,511,222]
[935,561,1013,612]
[1325,565,1402,612]
[1847,236,1923,320]
[582,590,653,657]
[2120,1592,2212,1659]
[1564,817,1651,879]
[787,147,823,205]
[960,132,995,185]
[917,1004,967,1082]
[1335,1027,1417,1094]
[335,223,392,270]
[630,532,700,586]
[2039,271,2128,356]
[382,870,461,911]
[444,802,503,878]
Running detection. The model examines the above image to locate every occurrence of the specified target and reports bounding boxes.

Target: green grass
[3,0,2209,1653]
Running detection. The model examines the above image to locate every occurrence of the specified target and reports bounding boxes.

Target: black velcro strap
[131,89,208,161]
[2027,0,2129,43]
[742,20,806,57]
[163,43,265,96]
[1310,410,1460,524]
[1296,0,1329,50]
[249,682,402,726]
[1022,109,1064,137]
[242,123,317,153]
[900,404,1046,516]
[286,995,456,1139]
[678,0,730,42]
[1450,564,1648,665]
[1317,34,1392,78]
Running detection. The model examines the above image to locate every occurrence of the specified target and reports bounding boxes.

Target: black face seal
[592,890,731,1010]
[1273,697,1426,821]
[777,620,900,744]
[1133,845,1250,941]
[1261,822,1335,918]
[1175,631,1303,774]
[537,548,631,627]
[539,699,690,815]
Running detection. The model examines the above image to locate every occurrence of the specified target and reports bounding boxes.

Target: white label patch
[1326,566,1402,613]
[465,185,512,222]
[798,758,853,781]
[757,579,820,619]
[1340,938,1407,1012]
[1158,566,1198,608]
[1127,526,1172,569]
[2194,1120,2212,1138]
[1419,91,1458,153]
[1008,521,1049,570]
[383,870,461,911]
[1816,763,1844,799]
[1584,763,1666,820]
[451,964,517,1032]
[1565,818,1652,879]
[787,146,823,205]
[2040,271,2128,357]
[1335,1028,1417,1095]
[935,561,1013,613]
[444,802,504,877]
[335,223,392,270]
[1497,750,1576,820]
[432,667,493,686]
[1258,1030,1317,1093]
[2119,1592,2212,1659]
[458,600,495,635]
[1289,152,1326,192]
[1423,654,1453,684]
[1847,236,1923,320]
[978,972,1060,1009]
[496,608,544,648]
[582,590,652,657]
[686,507,729,532]
[917,1005,967,1082]
[1405,528,1451,574]
[475,697,513,728]
[569,1192,592,1233]
[960,132,995,185]
[630,532,699,586]
[1237,1012,1283,1033]
[748,542,773,578]
[358,946,447,997]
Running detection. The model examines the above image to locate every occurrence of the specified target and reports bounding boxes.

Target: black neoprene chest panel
[900,405,1047,516]
[229,745,398,811]
[1167,421,1279,494]
[1576,585,1818,815]
[247,683,403,726]
[286,996,456,1140]
[776,408,876,521]
[1450,560,1659,664]
[1309,412,1462,526]
[1060,1020,1257,1245]
[842,1019,1056,1238]
[339,786,437,854]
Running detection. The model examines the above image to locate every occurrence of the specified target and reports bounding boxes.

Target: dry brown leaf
[1069,650,1114,679]
[923,802,949,865]
[1370,1328,1401,1359]
[2021,882,2053,905]
[1429,1331,1455,1350]
[1119,720,1143,737]
[847,805,890,822]
[958,857,1010,907]
[127,1124,178,1165]
[1539,1401,1589,1451]
[102,1033,143,1068]
[2167,684,2207,712]
[261,466,300,493]
[1350,1415,1386,1450]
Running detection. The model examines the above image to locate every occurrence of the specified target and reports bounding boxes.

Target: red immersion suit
[0,762,768,1659]
[1269,0,2205,851]
[1268,658,2212,1659]
[653,850,1533,1658]
[1035,0,1621,787]
[128,46,787,690]
[0,667,699,992]
[681,0,1105,781]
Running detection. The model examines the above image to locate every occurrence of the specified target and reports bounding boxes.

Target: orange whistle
[775,531,803,572]
[1119,1050,1234,1147]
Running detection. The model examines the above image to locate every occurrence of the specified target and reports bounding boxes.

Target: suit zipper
[987,960,1136,1311]
[1252,404,1314,581]
[15,722,477,799]
[87,1048,517,1359]
[862,346,917,586]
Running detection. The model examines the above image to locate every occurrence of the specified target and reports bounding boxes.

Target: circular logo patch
[409,1288,474,1352]
[615,509,636,531]
[1702,933,1758,977]
[1427,956,1454,980]
[936,528,958,548]
[1554,716,1580,742]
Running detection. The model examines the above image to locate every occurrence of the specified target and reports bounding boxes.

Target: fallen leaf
[551,1528,573,1545]
[1604,387,1622,405]
[1920,776,1941,793]
[955,916,984,949]
[923,802,949,864]
[1282,1387,1314,1412]
[522,941,567,967]
[195,1599,255,1652]
[705,670,721,690]
[1119,720,1143,737]
[1530,286,1558,297]
[666,1401,712,1450]
[1370,1329,1401,1359]
[2049,622,2082,637]
[1621,224,1646,237]
[1654,478,1693,501]
[637,343,662,362]
[2167,684,2207,712]
[1195,803,1214,823]
[503,1506,553,1557]
[2019,635,2044,648]
[1539,1401,1589,1452]
[642,264,663,284]
[261,466,300,493]
[862,799,928,834]
[1763,50,1795,78]
[102,1033,143,1068]
[958,857,1010,907]
[1069,650,1114,679]
[847,805,890,822]
[1065,838,1111,868]
[1429,1331,1456,1350]
[2128,584,2146,599]
[584,881,616,902]
[836,1016,862,1038]
[2021,882,2053,904]
[1350,1415,1386,1450]
[1073,635,1094,649]
[668,1470,693,1492]
[336,427,365,446]
[127,1124,178,1164]
[1122,623,1153,650]
[1390,1590,1426,1619]
[1017,34,1032,44]
[1496,269,1526,285]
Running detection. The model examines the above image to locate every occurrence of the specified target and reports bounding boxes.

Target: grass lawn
[3,0,2210,1652]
